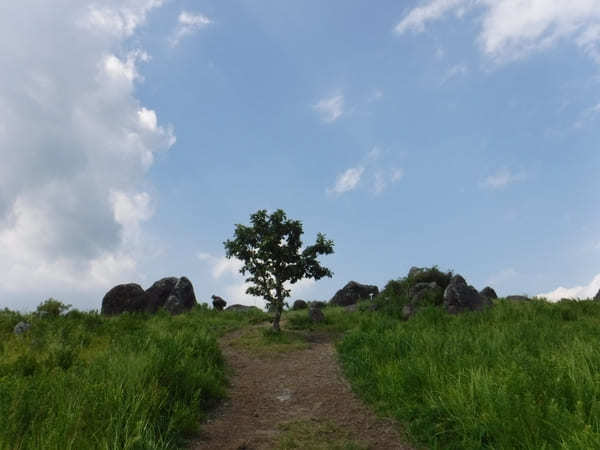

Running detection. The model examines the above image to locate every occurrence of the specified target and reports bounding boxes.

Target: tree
[224,209,334,331]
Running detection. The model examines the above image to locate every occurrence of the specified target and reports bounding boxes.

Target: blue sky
[1,0,599,311]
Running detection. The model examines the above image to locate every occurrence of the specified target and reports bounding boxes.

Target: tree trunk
[272,307,281,332]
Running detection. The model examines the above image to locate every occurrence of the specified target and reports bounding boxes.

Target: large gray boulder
[164,277,197,314]
[101,277,197,315]
[212,295,227,311]
[443,275,492,314]
[14,321,31,335]
[101,283,145,315]
[330,281,379,307]
[480,286,498,300]
[292,299,308,310]
[143,277,179,313]
[308,306,325,323]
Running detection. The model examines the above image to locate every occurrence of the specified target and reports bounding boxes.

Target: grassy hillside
[0,302,267,450]
[337,299,600,449]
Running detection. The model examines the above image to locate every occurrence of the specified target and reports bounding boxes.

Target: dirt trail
[190,326,413,450]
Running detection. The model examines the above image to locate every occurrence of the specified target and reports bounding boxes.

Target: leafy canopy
[224,209,334,307]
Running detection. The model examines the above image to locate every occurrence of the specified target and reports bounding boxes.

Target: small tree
[224,209,334,331]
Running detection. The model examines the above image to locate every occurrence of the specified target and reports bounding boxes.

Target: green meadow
[0,302,267,450]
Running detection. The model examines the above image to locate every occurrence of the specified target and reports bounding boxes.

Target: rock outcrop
[480,286,498,300]
[14,321,31,335]
[329,281,379,307]
[292,299,307,310]
[101,283,146,315]
[443,275,492,314]
[212,295,227,311]
[101,277,197,315]
[308,305,325,323]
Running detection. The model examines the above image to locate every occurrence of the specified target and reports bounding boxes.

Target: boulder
[101,283,145,315]
[143,277,178,313]
[330,281,379,307]
[164,277,197,314]
[595,289,600,301]
[292,299,308,311]
[212,295,227,311]
[480,286,498,300]
[409,281,444,306]
[308,306,325,323]
[443,275,492,314]
[309,301,327,309]
[14,321,31,335]
[101,277,197,316]
[226,304,259,312]
[506,295,529,302]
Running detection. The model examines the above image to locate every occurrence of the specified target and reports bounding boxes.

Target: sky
[1,0,599,311]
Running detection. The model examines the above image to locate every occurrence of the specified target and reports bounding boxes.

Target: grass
[276,418,367,450]
[230,327,310,355]
[0,303,268,450]
[337,298,600,449]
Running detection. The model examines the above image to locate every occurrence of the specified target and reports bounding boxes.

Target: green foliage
[35,298,72,317]
[0,306,268,449]
[338,299,600,449]
[374,266,452,317]
[224,209,334,330]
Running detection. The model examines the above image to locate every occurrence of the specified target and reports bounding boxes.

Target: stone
[595,289,600,301]
[480,286,498,300]
[443,275,492,314]
[329,281,379,307]
[14,321,31,335]
[292,299,308,310]
[143,277,178,313]
[506,295,529,302]
[101,277,197,316]
[163,277,197,314]
[101,283,145,315]
[308,306,325,323]
[226,304,259,312]
[409,281,444,306]
[402,304,414,320]
[212,295,227,311]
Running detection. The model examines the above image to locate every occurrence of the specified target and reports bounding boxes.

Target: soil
[190,325,413,450]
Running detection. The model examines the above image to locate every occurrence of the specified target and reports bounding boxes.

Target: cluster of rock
[329,281,379,306]
[212,295,227,311]
[101,276,197,316]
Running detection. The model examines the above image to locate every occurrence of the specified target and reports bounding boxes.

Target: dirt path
[190,326,413,450]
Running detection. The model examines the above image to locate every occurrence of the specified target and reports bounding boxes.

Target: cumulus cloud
[313,93,345,123]
[0,0,173,310]
[481,168,524,189]
[538,273,600,301]
[395,0,600,63]
[169,11,212,47]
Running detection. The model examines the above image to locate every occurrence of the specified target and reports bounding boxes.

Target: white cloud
[313,93,345,123]
[481,168,524,189]
[328,167,365,195]
[395,0,600,63]
[328,149,404,197]
[0,0,172,310]
[538,273,600,301]
[440,63,469,85]
[395,0,469,34]
[169,11,212,47]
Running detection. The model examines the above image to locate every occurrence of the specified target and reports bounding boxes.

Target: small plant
[36,298,71,317]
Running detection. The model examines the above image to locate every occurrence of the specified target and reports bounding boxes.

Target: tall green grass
[338,299,600,449]
[0,304,268,449]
